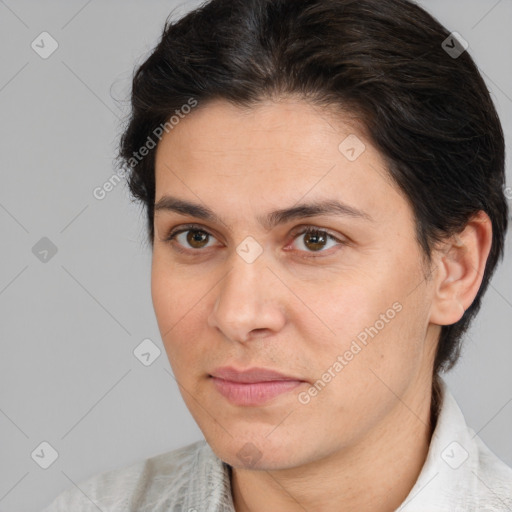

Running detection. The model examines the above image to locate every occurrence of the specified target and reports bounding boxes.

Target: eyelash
[163,223,347,258]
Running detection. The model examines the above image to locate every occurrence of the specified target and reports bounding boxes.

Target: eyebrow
[154,195,373,230]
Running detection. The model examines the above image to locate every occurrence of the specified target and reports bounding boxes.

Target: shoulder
[472,434,512,509]
[41,440,214,512]
[438,382,512,510]
[401,381,512,511]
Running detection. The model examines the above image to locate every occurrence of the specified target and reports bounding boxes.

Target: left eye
[290,227,343,253]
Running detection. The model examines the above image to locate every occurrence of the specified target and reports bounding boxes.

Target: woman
[44,0,512,510]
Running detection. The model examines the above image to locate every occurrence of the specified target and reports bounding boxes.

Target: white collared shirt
[43,379,512,511]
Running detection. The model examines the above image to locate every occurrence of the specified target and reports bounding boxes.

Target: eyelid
[164,223,220,242]
[289,224,344,241]
[164,222,344,240]
[286,225,347,257]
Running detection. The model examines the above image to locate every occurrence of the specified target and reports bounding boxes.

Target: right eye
[164,225,220,253]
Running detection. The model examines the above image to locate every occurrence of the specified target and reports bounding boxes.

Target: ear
[429,210,493,326]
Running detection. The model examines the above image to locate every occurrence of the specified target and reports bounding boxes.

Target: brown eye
[186,230,210,249]
[165,226,217,252]
[164,224,346,259]
[291,227,344,255]
[303,230,328,251]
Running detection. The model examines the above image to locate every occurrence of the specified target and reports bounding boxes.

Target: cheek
[151,251,209,323]
[151,261,177,333]
[303,271,397,346]
[151,257,203,362]
[300,285,429,428]
[312,259,428,369]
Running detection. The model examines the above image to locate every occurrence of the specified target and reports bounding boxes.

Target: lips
[209,366,303,383]
[209,366,306,406]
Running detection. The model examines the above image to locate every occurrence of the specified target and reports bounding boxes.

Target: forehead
[156,97,370,167]
[153,97,409,226]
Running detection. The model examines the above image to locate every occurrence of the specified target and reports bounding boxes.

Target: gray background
[0,1,511,511]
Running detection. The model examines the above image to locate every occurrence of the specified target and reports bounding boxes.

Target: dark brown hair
[117,0,508,374]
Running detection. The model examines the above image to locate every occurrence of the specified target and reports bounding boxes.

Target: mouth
[209,366,306,406]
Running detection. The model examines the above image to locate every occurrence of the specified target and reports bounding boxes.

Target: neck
[230,376,438,512]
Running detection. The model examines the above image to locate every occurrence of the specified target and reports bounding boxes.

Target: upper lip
[210,366,303,383]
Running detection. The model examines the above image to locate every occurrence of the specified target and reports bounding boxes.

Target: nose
[207,249,287,343]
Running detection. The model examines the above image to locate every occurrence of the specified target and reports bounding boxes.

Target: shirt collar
[397,376,479,511]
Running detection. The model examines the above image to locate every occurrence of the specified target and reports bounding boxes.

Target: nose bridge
[209,244,285,340]
[218,248,268,315]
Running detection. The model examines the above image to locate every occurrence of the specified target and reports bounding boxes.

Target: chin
[205,431,309,471]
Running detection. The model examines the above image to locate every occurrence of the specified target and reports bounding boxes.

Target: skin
[151,97,492,512]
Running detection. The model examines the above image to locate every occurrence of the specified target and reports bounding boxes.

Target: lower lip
[211,377,303,406]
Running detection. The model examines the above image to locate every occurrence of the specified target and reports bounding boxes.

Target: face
[151,97,439,470]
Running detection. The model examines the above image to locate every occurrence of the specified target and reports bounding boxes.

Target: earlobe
[429,211,493,326]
